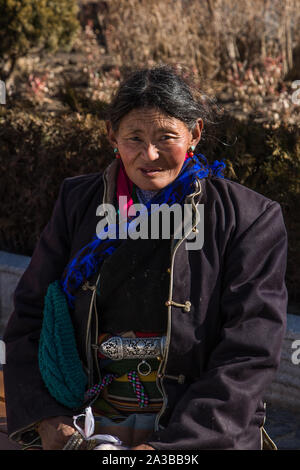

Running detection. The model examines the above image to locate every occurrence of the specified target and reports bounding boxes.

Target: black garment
[97,238,170,334]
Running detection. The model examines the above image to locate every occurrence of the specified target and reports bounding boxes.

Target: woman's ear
[190,118,203,148]
[106,120,118,148]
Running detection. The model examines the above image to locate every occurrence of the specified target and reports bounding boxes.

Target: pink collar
[116,154,190,219]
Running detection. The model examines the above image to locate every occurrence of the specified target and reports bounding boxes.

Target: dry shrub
[0,106,112,255]
[103,0,219,78]
[99,0,300,80]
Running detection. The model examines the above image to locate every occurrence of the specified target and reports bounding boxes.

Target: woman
[3,66,287,450]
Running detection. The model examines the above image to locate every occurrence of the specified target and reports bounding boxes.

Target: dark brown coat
[3,160,288,449]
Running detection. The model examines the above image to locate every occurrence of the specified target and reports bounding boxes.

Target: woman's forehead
[118,108,185,132]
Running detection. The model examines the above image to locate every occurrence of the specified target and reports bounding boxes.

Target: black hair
[106,65,215,140]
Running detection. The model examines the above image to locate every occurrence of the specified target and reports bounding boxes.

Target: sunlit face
[107,108,203,190]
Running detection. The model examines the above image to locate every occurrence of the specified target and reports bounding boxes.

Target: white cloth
[73,406,128,450]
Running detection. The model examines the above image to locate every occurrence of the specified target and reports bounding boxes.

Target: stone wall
[0,251,30,335]
[265,314,300,411]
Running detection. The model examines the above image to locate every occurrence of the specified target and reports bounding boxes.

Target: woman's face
[107,108,203,190]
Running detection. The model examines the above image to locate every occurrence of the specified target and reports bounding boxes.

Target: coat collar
[102,158,120,205]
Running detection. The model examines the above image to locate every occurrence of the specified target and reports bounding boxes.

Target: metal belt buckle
[99,336,166,376]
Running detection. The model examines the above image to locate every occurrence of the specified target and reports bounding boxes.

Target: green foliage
[0,0,79,76]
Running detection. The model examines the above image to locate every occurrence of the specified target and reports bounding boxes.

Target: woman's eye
[129,136,142,142]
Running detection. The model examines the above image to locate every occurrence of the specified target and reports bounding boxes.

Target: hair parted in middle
[106,65,215,142]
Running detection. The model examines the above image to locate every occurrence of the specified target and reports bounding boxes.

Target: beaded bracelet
[63,431,84,450]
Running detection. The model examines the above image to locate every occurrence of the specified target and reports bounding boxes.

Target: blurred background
[0,0,299,311]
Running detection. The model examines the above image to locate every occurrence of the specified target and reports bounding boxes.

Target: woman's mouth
[140,167,164,176]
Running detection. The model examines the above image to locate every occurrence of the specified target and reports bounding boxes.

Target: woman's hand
[131,444,154,450]
[37,416,76,450]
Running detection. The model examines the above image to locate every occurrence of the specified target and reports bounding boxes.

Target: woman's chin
[134,171,174,191]
[135,180,167,191]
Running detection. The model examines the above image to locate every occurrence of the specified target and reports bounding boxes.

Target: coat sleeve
[146,201,288,450]
[3,179,75,441]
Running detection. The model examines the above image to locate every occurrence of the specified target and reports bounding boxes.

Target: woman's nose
[144,143,159,161]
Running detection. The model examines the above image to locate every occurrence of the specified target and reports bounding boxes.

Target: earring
[114,147,121,159]
[187,145,195,158]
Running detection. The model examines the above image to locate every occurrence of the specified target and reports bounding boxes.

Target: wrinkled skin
[37,416,76,450]
[107,107,203,190]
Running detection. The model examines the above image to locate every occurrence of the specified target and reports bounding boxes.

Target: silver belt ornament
[98,336,166,376]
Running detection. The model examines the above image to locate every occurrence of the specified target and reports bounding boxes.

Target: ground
[264,404,300,450]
